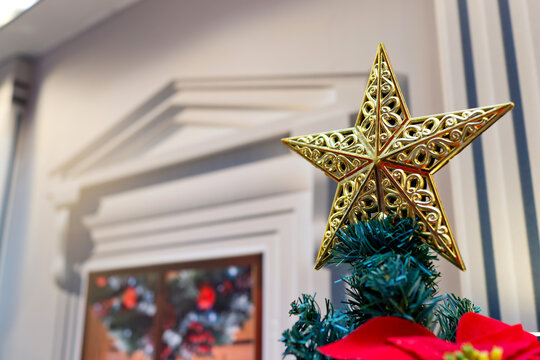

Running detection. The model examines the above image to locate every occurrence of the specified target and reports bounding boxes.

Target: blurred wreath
[88,265,254,360]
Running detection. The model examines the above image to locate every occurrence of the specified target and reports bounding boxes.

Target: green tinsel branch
[281,216,481,359]
[281,294,351,360]
[435,293,481,342]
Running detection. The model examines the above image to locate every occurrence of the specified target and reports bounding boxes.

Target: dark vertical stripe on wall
[457,0,501,320]
[498,0,540,326]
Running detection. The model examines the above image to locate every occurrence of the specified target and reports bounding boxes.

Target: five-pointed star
[282,44,513,271]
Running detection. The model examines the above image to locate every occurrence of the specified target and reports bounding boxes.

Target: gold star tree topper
[282,44,513,271]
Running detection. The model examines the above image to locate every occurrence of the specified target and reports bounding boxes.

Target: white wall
[0,1,446,359]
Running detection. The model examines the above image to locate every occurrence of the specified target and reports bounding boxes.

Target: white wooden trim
[468,0,536,329]
[435,0,539,330]
[509,0,540,224]
[73,191,322,360]
[434,0,490,312]
[508,6,540,328]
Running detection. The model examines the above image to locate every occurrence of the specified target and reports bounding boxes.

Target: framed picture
[82,254,262,360]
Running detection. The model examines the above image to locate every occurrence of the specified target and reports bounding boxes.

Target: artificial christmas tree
[281,44,539,359]
[281,217,490,359]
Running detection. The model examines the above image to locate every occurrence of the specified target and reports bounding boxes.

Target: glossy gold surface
[282,44,513,270]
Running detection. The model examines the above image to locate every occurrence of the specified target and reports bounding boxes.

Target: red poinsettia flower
[318,313,540,360]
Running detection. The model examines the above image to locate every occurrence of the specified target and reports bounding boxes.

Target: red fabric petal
[318,313,540,360]
[320,342,416,360]
[387,336,458,360]
[318,316,434,360]
[469,325,534,351]
[457,313,540,359]
[456,312,510,343]
[513,347,540,360]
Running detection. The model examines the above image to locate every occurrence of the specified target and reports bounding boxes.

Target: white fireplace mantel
[75,159,318,359]
[47,74,368,359]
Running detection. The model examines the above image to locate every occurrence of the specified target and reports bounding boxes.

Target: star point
[283,45,514,271]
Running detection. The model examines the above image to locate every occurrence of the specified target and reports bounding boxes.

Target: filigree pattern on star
[317,166,374,266]
[381,164,460,264]
[282,43,514,271]
[384,104,513,173]
[377,48,410,152]
[282,128,372,181]
[355,50,380,151]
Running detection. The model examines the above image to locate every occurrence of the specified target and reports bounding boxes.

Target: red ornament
[95,276,107,288]
[220,280,234,295]
[184,321,216,356]
[121,286,138,309]
[160,346,172,360]
[197,284,216,310]
[318,313,540,360]
[189,321,204,332]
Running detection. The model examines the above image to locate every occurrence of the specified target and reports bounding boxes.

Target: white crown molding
[47,75,367,208]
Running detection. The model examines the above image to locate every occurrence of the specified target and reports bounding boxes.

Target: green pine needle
[343,253,442,328]
[281,294,351,359]
[281,216,481,359]
[435,294,481,342]
[331,216,439,283]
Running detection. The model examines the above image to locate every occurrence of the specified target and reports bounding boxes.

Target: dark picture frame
[82,254,262,360]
